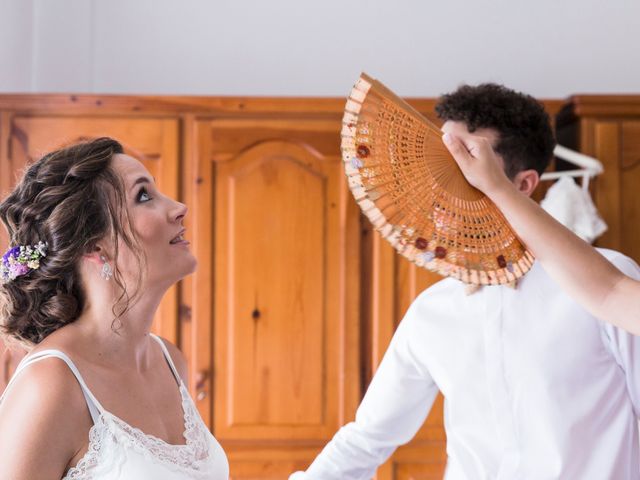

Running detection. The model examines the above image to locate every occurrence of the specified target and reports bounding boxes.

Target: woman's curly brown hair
[435,83,556,178]
[0,137,144,346]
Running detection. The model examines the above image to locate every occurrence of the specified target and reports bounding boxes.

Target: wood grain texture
[182,115,361,478]
[0,115,180,371]
[0,94,582,479]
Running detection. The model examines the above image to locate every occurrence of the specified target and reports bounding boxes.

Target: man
[290,84,640,479]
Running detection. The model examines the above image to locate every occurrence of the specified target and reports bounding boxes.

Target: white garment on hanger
[540,176,607,244]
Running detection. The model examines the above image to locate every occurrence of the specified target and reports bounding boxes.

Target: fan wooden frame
[341,73,534,285]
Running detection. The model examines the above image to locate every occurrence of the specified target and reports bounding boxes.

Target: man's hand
[442,132,511,197]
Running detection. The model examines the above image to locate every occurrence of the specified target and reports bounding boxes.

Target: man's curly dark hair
[435,83,556,179]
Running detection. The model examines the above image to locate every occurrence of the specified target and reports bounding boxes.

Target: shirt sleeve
[598,252,640,417]
[290,295,440,480]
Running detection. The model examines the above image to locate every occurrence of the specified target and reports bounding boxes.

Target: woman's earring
[100,255,113,281]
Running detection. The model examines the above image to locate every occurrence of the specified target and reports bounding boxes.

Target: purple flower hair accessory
[0,241,48,283]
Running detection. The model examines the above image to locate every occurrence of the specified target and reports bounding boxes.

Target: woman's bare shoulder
[0,355,93,478]
[1,354,92,425]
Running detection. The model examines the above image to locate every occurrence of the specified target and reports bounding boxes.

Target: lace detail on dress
[63,418,113,479]
[64,425,100,478]
[63,384,216,479]
[106,384,211,468]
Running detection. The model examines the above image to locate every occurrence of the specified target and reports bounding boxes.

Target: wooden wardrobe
[556,96,640,263]
[2,94,634,480]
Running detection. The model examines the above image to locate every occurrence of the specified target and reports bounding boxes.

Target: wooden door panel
[0,115,180,352]
[218,141,328,434]
[225,445,325,480]
[395,257,446,445]
[185,116,361,475]
[394,460,449,480]
[621,122,640,262]
[592,121,622,252]
[215,137,356,440]
[368,235,447,479]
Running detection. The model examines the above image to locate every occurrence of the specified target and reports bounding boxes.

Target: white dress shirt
[291,249,640,480]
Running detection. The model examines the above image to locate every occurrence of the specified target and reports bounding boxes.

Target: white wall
[32,0,93,91]
[0,0,34,91]
[1,0,639,98]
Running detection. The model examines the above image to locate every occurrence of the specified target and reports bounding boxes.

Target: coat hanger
[540,145,604,191]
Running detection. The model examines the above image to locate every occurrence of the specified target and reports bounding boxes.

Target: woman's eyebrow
[130,176,153,190]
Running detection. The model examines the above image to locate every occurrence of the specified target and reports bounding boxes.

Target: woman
[442,131,640,335]
[0,138,228,479]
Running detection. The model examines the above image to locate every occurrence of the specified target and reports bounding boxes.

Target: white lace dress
[1,335,229,479]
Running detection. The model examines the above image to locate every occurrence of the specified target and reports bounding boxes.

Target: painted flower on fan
[419,251,435,263]
[351,157,364,169]
[0,241,48,283]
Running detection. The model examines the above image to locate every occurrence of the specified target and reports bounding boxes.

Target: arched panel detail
[228,140,328,428]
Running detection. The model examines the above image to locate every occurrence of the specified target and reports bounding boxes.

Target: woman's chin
[149,257,198,289]
[186,256,198,274]
[176,256,198,279]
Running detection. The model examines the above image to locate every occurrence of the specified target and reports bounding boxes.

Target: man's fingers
[442,133,473,166]
[472,137,495,157]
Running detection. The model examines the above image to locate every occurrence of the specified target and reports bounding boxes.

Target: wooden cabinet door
[0,114,180,388]
[588,120,640,264]
[182,116,361,478]
[366,233,447,479]
[620,121,640,262]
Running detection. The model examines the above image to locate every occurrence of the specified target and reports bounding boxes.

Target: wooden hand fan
[341,73,534,285]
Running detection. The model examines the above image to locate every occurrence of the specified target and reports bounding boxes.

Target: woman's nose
[171,200,188,222]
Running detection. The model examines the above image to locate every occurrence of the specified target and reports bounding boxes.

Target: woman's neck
[72,285,166,371]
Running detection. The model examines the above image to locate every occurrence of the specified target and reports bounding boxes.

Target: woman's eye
[137,188,152,203]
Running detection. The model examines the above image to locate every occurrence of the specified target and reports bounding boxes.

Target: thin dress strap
[0,350,104,424]
[150,334,182,386]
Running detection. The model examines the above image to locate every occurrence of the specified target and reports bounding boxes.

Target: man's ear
[512,169,540,197]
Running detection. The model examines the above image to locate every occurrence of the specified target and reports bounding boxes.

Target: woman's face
[110,153,196,291]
